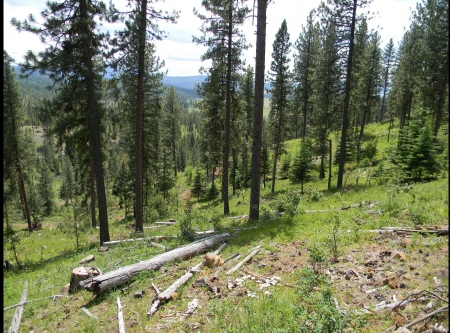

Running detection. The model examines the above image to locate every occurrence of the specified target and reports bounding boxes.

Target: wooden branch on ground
[147,243,227,317]
[7,281,28,333]
[80,234,230,294]
[144,225,166,229]
[148,241,166,251]
[152,282,160,295]
[103,236,178,246]
[155,222,176,226]
[305,201,380,213]
[4,294,70,312]
[117,297,126,333]
[368,228,448,236]
[226,246,261,276]
[81,307,98,320]
[404,305,448,329]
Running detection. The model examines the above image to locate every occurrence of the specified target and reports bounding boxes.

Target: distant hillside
[162,76,206,90]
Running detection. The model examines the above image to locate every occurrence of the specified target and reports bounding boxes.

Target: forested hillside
[3,0,448,332]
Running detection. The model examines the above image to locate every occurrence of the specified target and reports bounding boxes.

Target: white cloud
[4,0,418,76]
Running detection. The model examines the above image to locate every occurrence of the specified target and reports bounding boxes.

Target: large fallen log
[7,281,28,333]
[79,233,230,294]
[147,243,227,317]
[155,222,176,226]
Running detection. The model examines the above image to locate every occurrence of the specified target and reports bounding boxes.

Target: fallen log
[155,222,176,226]
[226,246,261,275]
[7,281,28,333]
[117,297,126,333]
[144,225,166,229]
[147,243,227,317]
[80,233,230,294]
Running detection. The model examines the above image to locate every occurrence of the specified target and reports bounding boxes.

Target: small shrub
[179,195,196,242]
[307,189,323,203]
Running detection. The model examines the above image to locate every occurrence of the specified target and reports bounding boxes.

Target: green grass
[3,120,448,332]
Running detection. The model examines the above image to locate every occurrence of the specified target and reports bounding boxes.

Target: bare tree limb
[226,246,261,275]
[7,281,28,333]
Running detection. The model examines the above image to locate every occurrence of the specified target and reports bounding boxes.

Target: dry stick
[104,235,179,246]
[224,252,241,263]
[112,237,148,269]
[117,296,126,333]
[152,282,160,296]
[81,307,98,320]
[226,246,261,276]
[155,222,176,226]
[243,270,298,289]
[7,281,28,333]
[147,242,227,317]
[149,241,166,251]
[3,294,70,312]
[404,305,449,329]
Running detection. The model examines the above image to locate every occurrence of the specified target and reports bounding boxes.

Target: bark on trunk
[90,159,97,228]
[79,233,230,294]
[249,0,267,220]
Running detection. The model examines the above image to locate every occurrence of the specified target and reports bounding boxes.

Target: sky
[4,0,419,77]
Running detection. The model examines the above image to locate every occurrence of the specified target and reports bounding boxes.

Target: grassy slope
[3,121,449,332]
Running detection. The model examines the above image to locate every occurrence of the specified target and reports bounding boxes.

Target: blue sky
[4,0,418,76]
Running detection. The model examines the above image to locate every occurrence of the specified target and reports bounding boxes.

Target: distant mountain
[162,76,206,90]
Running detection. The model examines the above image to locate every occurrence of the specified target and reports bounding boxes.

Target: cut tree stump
[147,243,227,317]
[69,267,101,294]
[7,281,28,333]
[80,233,230,294]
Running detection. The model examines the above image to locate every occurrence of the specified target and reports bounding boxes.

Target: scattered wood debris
[147,243,227,317]
[226,246,261,275]
[80,233,230,294]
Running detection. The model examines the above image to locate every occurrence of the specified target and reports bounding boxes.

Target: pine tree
[60,156,75,206]
[267,19,293,193]
[194,0,250,215]
[12,0,111,244]
[38,163,55,216]
[393,108,440,180]
[292,10,319,139]
[191,170,204,202]
[108,0,178,232]
[290,138,313,194]
[320,0,373,188]
[161,87,182,177]
[3,50,33,232]
[379,38,396,123]
[310,19,342,180]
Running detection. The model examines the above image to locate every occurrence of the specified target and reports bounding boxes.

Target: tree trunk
[327,138,332,190]
[90,159,97,228]
[134,0,147,233]
[249,0,268,220]
[11,116,32,232]
[434,54,448,136]
[337,0,357,189]
[79,233,230,294]
[80,0,109,244]
[222,5,233,216]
